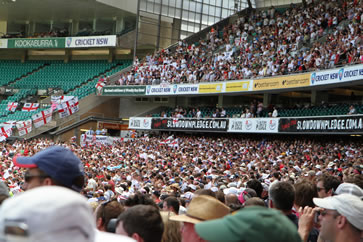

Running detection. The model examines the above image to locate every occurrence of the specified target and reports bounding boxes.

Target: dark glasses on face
[24,172,49,183]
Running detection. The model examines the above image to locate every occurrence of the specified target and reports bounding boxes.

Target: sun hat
[170,195,230,224]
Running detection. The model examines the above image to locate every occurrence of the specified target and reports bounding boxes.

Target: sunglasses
[316,187,325,192]
[24,172,49,183]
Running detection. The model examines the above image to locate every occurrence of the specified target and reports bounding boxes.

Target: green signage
[8,38,66,48]
[102,86,146,95]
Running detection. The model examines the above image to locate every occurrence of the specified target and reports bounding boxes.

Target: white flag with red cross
[0,124,13,142]
[32,108,52,128]
[16,120,32,136]
[22,103,39,112]
[51,96,74,111]
[57,96,79,118]
[7,102,18,112]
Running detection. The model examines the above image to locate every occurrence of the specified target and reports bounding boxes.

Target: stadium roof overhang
[0,0,135,23]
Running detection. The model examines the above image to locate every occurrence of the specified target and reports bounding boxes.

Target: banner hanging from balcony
[151,118,228,131]
[279,116,363,133]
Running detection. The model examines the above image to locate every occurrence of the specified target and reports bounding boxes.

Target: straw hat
[170,195,230,224]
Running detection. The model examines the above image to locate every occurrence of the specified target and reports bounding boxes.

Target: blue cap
[14,146,84,192]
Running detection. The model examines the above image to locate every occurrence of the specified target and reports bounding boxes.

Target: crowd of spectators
[116,0,363,86]
[0,134,362,241]
[1,29,69,39]
[152,101,362,119]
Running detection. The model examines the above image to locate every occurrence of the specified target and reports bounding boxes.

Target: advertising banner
[80,134,114,146]
[228,118,279,133]
[151,118,228,131]
[279,116,363,133]
[65,35,116,48]
[102,86,146,95]
[174,84,199,94]
[146,84,174,95]
[8,38,65,48]
[0,39,7,48]
[310,64,363,86]
[253,74,310,91]
[199,83,223,93]
[129,117,152,130]
[225,81,251,92]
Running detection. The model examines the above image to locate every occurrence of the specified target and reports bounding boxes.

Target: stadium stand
[114,0,362,85]
[151,103,363,118]
[10,60,131,92]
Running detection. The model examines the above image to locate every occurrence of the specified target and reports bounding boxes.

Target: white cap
[313,194,363,230]
[315,165,321,169]
[223,187,238,195]
[335,183,363,198]
[0,186,134,242]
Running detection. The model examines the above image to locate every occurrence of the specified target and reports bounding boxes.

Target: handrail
[51,115,122,136]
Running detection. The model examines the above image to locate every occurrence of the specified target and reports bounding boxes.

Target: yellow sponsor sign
[253,74,310,91]
[199,83,223,93]
[225,81,249,92]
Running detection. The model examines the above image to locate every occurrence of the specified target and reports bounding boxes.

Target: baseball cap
[13,146,84,192]
[0,186,134,242]
[335,183,363,198]
[313,194,363,230]
[195,206,301,242]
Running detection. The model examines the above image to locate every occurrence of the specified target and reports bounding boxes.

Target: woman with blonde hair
[159,211,181,242]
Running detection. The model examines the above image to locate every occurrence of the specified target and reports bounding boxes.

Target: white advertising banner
[228,118,279,133]
[145,84,199,95]
[310,64,363,86]
[65,35,117,48]
[0,39,7,49]
[129,117,152,130]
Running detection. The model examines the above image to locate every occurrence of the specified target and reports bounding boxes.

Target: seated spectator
[298,194,363,242]
[316,174,341,198]
[163,196,180,215]
[95,200,124,232]
[116,204,164,242]
[347,105,357,115]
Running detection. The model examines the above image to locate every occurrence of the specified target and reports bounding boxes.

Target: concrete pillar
[171,18,181,43]
[311,90,317,106]
[70,20,79,35]
[218,95,224,107]
[0,21,7,36]
[92,18,97,32]
[50,20,54,31]
[115,18,125,33]
[29,21,37,36]
[263,93,271,107]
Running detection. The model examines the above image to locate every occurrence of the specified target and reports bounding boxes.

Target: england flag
[16,120,32,136]
[32,108,52,128]
[22,103,39,112]
[0,124,13,142]
[57,96,79,118]
[7,102,18,112]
